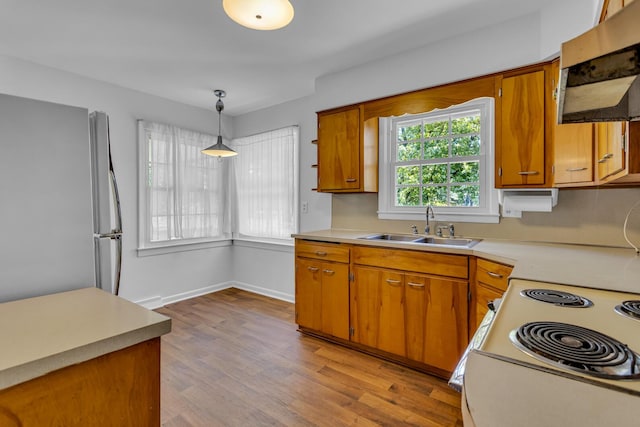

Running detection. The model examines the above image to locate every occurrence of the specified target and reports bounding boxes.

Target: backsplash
[331,187,640,248]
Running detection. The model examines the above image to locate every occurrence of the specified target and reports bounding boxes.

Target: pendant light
[222,0,294,31]
[201,89,237,158]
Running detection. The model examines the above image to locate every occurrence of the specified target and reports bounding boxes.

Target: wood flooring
[156,288,464,427]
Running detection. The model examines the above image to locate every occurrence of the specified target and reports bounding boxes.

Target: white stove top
[480,279,640,393]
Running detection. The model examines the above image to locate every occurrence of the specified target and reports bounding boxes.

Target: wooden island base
[0,338,160,426]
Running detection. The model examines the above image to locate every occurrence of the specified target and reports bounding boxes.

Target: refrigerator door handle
[96,230,122,239]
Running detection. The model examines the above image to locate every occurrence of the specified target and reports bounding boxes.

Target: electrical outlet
[301,201,309,214]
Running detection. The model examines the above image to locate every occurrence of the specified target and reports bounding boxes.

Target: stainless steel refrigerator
[0,93,122,302]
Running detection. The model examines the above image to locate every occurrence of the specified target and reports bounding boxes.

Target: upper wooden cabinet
[550,60,595,187]
[316,105,377,193]
[596,122,626,181]
[495,65,552,187]
[596,121,640,184]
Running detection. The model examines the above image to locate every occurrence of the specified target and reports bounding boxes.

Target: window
[378,97,498,223]
[137,120,228,251]
[231,126,299,242]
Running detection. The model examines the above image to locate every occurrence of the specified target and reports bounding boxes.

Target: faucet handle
[411,224,418,234]
[449,224,455,237]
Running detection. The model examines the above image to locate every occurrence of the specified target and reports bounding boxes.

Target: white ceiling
[0,0,557,115]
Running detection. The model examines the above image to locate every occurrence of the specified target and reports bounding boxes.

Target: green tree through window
[394,111,481,208]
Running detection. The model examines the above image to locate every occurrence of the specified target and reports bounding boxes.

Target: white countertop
[293,229,640,295]
[0,287,171,390]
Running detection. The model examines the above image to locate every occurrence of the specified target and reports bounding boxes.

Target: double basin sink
[357,233,480,248]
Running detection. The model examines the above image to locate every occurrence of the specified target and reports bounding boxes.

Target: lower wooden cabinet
[470,257,513,335]
[295,240,350,340]
[404,273,468,373]
[350,266,406,356]
[295,239,471,377]
[295,257,350,340]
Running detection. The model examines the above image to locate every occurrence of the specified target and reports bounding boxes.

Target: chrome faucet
[424,205,435,235]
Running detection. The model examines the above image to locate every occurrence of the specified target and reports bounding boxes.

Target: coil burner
[615,300,640,321]
[520,289,593,308]
[510,321,640,380]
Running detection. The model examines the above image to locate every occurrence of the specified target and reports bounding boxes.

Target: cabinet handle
[385,278,402,286]
[307,266,319,272]
[323,269,335,275]
[517,171,539,175]
[407,282,425,288]
[315,251,327,257]
[487,271,503,279]
[598,153,614,163]
[566,167,588,172]
[345,178,357,182]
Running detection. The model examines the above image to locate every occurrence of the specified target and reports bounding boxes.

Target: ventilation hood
[557,0,640,123]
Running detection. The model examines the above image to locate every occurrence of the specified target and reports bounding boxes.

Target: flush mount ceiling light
[222,0,294,31]
[201,89,238,158]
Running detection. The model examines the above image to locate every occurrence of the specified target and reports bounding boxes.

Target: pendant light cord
[623,198,640,255]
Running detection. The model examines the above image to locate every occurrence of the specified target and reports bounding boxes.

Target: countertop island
[0,287,171,426]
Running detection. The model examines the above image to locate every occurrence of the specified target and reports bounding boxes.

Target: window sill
[137,239,232,257]
[378,210,500,224]
[232,237,294,253]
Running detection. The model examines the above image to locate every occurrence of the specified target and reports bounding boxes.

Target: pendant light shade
[223,0,294,31]
[201,89,237,158]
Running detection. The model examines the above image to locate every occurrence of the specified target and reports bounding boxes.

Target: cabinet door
[295,258,322,331]
[317,107,360,191]
[405,274,468,372]
[320,262,350,340]
[499,70,546,186]
[596,122,626,181]
[473,283,503,333]
[554,123,594,185]
[350,266,405,356]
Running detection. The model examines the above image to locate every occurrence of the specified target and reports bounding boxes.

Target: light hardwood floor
[157,288,464,427]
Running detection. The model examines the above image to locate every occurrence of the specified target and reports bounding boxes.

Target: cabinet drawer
[295,240,350,263]
[476,258,512,292]
[352,246,468,279]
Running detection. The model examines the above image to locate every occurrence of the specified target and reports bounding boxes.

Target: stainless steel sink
[357,233,481,248]
[416,236,480,247]
[358,233,425,242]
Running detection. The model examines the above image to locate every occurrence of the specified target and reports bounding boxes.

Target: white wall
[0,55,235,305]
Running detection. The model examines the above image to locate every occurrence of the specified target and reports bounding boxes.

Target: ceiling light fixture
[201,89,238,158]
[222,0,294,31]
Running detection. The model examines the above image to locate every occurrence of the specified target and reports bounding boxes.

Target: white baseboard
[232,281,294,303]
[134,281,293,309]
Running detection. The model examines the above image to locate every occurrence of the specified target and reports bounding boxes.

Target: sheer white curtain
[139,120,227,246]
[231,126,299,241]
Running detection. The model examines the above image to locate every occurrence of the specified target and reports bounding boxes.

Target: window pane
[424,139,449,159]
[450,161,479,183]
[422,186,447,206]
[450,185,480,207]
[397,121,422,141]
[452,135,481,156]
[396,165,420,185]
[422,164,447,184]
[396,187,420,206]
[451,115,480,134]
[424,120,448,137]
[397,142,421,161]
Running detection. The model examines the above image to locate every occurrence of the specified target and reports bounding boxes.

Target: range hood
[557,0,640,123]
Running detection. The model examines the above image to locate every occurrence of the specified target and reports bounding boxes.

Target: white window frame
[378,97,499,223]
[137,120,230,256]
[230,126,299,245]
